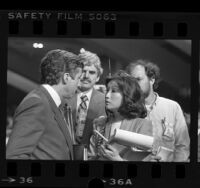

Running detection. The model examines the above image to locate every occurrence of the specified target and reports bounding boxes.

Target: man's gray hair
[78,48,103,77]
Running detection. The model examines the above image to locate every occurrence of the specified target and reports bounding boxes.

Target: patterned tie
[79,95,88,111]
[76,95,88,142]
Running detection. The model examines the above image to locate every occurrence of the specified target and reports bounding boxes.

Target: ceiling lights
[33,43,44,48]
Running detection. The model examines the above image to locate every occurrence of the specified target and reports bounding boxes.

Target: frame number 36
[19,177,33,184]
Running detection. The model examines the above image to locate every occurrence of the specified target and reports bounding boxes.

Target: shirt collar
[42,84,61,107]
[154,92,159,106]
[145,92,159,111]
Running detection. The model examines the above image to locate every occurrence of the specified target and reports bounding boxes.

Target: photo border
[0,10,199,188]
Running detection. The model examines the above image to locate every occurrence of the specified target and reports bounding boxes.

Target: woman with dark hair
[88,70,153,161]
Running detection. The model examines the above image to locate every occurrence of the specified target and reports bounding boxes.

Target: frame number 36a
[108,178,133,186]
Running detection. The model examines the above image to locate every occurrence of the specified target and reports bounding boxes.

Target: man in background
[68,48,106,147]
[6,49,83,160]
[126,59,190,162]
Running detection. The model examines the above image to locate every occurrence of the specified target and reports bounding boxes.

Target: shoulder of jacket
[93,89,105,97]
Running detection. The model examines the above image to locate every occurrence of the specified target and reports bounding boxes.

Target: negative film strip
[0,10,199,188]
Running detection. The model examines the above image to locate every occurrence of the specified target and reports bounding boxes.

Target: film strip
[0,10,199,188]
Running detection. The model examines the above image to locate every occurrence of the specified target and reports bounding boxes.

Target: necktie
[59,104,72,140]
[76,95,88,142]
[64,105,75,143]
[79,95,88,111]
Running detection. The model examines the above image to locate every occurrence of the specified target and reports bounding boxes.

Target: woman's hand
[99,144,124,161]
[142,153,162,162]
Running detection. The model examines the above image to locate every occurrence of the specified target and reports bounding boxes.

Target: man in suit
[68,48,106,147]
[6,49,83,160]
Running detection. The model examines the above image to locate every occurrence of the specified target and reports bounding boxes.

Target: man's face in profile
[64,67,83,99]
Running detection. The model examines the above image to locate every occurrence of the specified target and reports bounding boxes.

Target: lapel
[68,94,78,130]
[82,89,99,141]
[40,86,74,159]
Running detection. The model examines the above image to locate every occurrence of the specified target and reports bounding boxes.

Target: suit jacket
[68,89,106,147]
[6,86,73,160]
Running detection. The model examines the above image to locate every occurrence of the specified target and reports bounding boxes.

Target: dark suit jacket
[68,89,106,147]
[6,86,73,160]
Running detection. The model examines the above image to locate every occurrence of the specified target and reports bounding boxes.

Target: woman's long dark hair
[105,70,147,120]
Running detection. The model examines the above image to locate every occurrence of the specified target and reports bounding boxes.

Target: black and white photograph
[6,38,191,162]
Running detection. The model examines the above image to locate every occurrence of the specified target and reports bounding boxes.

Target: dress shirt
[145,92,190,162]
[42,84,61,107]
